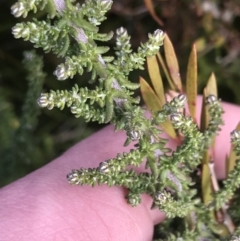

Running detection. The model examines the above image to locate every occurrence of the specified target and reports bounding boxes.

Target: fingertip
[214,101,240,179]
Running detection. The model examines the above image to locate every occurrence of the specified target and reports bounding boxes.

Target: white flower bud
[98,161,109,173]
[54,64,68,80]
[170,113,182,123]
[12,24,24,38]
[67,170,79,184]
[127,193,141,207]
[206,95,217,105]
[37,93,49,108]
[175,94,187,106]
[100,0,113,10]
[155,191,167,205]
[153,29,164,42]
[230,130,240,142]
[116,27,127,37]
[11,2,25,17]
[127,130,141,141]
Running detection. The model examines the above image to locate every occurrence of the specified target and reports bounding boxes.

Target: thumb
[0,123,164,241]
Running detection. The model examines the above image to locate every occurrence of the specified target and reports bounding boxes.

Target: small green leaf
[186,44,197,121]
[146,155,158,178]
[72,17,98,32]
[147,55,165,107]
[95,46,110,54]
[57,35,70,57]
[46,0,56,18]
[163,34,182,92]
[105,94,114,123]
[124,137,132,147]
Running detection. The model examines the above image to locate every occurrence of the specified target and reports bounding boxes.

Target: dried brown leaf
[163,34,182,92]
[147,55,165,107]
[140,76,162,111]
[200,73,218,132]
[140,77,176,139]
[143,0,164,26]
[186,44,197,121]
[157,52,175,90]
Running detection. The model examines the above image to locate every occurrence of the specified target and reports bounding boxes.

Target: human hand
[0,97,239,241]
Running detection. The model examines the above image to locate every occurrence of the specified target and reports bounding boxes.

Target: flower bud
[175,94,187,106]
[12,24,24,38]
[170,113,182,123]
[98,161,109,173]
[206,95,217,105]
[54,64,68,80]
[155,191,168,205]
[230,130,240,142]
[127,192,141,207]
[11,2,25,17]
[127,130,141,141]
[67,170,80,184]
[100,0,113,10]
[153,29,164,42]
[37,93,49,108]
[116,27,127,37]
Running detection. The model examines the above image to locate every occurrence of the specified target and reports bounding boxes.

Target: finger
[0,124,165,241]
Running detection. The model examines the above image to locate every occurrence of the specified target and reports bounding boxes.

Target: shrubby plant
[11,0,240,240]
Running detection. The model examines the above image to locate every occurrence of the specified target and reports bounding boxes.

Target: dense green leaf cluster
[10,0,240,240]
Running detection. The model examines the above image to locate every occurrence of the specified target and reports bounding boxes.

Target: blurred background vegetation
[1,0,240,187]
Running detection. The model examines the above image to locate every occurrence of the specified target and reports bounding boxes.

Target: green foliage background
[1,0,240,187]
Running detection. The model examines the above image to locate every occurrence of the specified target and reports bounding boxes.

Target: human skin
[0,97,240,241]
